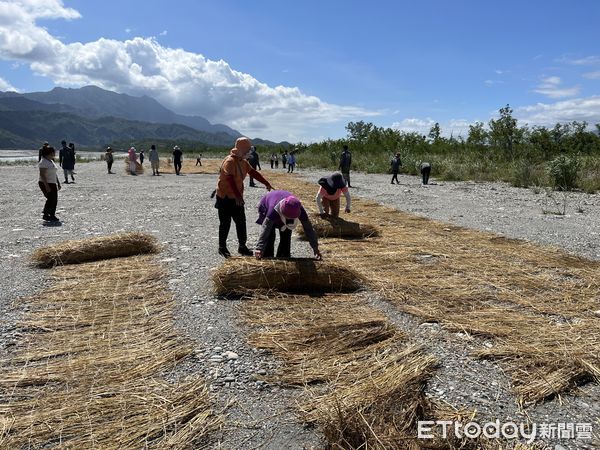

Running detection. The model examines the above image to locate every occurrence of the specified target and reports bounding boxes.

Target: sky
[0,0,599,142]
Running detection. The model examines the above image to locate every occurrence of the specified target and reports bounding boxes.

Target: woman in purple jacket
[254,190,322,260]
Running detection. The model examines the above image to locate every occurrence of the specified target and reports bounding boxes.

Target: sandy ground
[0,159,598,449]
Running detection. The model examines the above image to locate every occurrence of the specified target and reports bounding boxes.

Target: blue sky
[1,0,599,142]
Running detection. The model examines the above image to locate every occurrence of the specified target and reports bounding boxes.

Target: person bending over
[254,190,322,260]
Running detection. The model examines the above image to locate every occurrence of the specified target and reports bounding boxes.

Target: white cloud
[390,118,472,138]
[533,76,580,99]
[0,0,378,141]
[560,55,600,66]
[391,117,436,134]
[124,28,131,34]
[516,96,600,126]
[484,79,504,86]
[583,71,600,80]
[158,30,167,36]
[0,76,17,91]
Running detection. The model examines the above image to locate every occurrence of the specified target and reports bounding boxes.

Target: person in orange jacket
[214,137,273,258]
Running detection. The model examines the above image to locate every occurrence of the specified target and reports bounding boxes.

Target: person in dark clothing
[105,146,114,174]
[339,145,352,187]
[247,146,261,187]
[59,140,76,184]
[281,151,288,169]
[420,162,432,185]
[287,152,296,173]
[38,142,49,162]
[172,145,183,175]
[390,152,402,184]
[139,149,145,165]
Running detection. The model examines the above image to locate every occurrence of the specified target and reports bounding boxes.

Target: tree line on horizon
[295,105,600,192]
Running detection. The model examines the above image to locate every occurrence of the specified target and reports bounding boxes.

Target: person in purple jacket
[254,190,322,260]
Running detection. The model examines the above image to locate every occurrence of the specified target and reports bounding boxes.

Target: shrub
[548,155,581,191]
[511,159,536,188]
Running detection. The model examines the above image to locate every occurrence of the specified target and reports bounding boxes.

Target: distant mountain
[0,108,238,149]
[19,85,241,137]
[0,86,285,149]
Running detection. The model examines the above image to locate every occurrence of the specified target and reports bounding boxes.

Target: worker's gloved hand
[314,249,322,261]
[254,250,263,260]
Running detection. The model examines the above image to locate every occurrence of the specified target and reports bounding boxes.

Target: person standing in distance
[172,145,183,175]
[247,145,261,186]
[420,161,432,185]
[390,152,402,184]
[59,140,75,184]
[105,146,114,174]
[149,144,160,176]
[339,145,353,187]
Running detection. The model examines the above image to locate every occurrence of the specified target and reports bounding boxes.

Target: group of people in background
[389,153,432,185]
[266,150,298,172]
[116,144,186,176]
[37,137,432,230]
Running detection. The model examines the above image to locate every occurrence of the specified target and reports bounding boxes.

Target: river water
[0,150,123,162]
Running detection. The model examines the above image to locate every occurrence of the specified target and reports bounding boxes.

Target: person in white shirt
[38,146,61,222]
[149,144,160,176]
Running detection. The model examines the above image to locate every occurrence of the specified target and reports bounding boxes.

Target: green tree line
[296,105,600,192]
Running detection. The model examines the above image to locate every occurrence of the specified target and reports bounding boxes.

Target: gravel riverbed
[0,161,598,449]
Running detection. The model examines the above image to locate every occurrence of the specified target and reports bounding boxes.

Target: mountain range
[0,86,280,149]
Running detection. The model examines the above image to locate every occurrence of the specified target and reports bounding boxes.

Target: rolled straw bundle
[297,214,380,239]
[31,232,160,268]
[213,258,364,295]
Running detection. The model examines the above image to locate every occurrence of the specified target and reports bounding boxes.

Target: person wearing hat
[316,172,351,217]
[105,146,114,174]
[128,147,137,175]
[149,144,160,175]
[390,152,403,184]
[215,137,273,258]
[254,190,321,260]
[172,145,183,175]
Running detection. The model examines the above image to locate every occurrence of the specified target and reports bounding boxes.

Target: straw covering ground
[241,294,546,449]
[216,169,592,448]
[263,171,600,406]
[159,158,222,175]
[0,236,219,448]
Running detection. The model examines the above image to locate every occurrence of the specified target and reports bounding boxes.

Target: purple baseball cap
[280,195,301,219]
